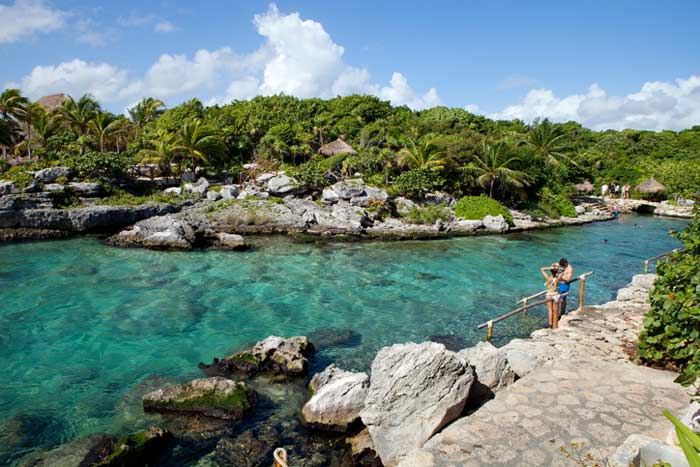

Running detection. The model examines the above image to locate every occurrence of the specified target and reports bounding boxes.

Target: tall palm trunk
[490,177,495,198]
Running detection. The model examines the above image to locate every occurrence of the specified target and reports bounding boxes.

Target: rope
[273,447,288,467]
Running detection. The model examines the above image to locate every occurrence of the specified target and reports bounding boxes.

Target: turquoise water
[0,215,687,464]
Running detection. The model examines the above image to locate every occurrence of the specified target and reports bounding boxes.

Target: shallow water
[0,215,688,464]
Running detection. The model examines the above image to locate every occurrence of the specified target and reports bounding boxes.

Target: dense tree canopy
[1,89,699,204]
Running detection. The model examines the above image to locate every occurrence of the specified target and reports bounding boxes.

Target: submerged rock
[214,232,248,250]
[429,334,468,352]
[97,427,172,467]
[309,327,361,348]
[143,377,255,420]
[360,342,474,466]
[19,434,117,467]
[199,336,315,377]
[302,364,369,432]
[195,426,278,467]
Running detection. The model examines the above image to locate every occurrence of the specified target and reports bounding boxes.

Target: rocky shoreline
[0,168,623,249]
[15,274,694,466]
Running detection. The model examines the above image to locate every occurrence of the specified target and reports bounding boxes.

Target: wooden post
[522,298,528,318]
[486,321,494,342]
[552,300,559,329]
[577,277,586,312]
[643,260,649,273]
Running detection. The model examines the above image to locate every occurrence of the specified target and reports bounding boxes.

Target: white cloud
[9,59,130,102]
[490,76,700,130]
[0,0,67,44]
[464,104,480,113]
[154,21,176,33]
[498,74,537,91]
[8,4,438,110]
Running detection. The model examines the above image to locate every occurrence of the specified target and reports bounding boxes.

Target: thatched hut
[635,177,666,194]
[36,93,67,110]
[574,181,595,193]
[318,138,357,157]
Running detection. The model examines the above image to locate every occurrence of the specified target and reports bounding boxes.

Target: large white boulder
[267,174,297,196]
[219,185,239,199]
[482,214,508,232]
[0,180,16,195]
[360,342,474,466]
[33,166,72,182]
[302,364,369,431]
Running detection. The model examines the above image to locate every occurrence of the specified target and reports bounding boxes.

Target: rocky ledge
[199,335,315,377]
[142,377,255,420]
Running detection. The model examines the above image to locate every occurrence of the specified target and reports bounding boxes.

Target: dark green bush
[403,204,452,225]
[454,195,513,225]
[638,210,700,387]
[390,168,444,199]
[538,187,577,218]
[61,151,132,182]
[287,159,330,189]
[1,165,36,188]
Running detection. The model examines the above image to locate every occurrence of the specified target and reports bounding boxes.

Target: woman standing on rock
[541,265,560,328]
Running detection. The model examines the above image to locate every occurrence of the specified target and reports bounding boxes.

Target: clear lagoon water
[0,214,688,464]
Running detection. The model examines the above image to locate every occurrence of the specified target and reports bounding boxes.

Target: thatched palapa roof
[318,138,357,157]
[635,177,666,194]
[36,93,67,110]
[574,181,594,193]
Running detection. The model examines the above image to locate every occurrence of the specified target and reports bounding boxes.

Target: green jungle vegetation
[2,89,700,219]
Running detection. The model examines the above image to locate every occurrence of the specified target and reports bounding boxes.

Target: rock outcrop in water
[143,377,255,420]
[199,335,315,377]
[359,342,474,466]
[302,364,369,432]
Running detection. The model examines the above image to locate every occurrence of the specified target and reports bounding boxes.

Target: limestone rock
[453,219,483,232]
[321,188,339,205]
[347,428,383,467]
[499,338,558,378]
[482,214,508,232]
[575,205,586,215]
[359,342,474,466]
[458,341,516,406]
[33,166,71,183]
[0,180,16,195]
[424,191,455,206]
[163,186,182,195]
[67,182,102,197]
[219,185,239,199]
[215,232,248,250]
[331,179,365,199]
[99,427,173,466]
[199,335,315,377]
[393,197,417,215]
[191,177,210,196]
[110,215,195,250]
[267,174,297,196]
[143,377,255,420]
[302,364,369,431]
[42,183,65,192]
[206,190,221,201]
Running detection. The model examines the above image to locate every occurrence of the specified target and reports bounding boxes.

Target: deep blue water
[0,214,687,464]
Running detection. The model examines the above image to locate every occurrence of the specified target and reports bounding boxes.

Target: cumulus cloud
[9,59,130,102]
[8,3,438,110]
[490,76,700,131]
[0,0,67,44]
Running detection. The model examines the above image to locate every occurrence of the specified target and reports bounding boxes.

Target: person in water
[540,264,560,327]
[556,258,574,316]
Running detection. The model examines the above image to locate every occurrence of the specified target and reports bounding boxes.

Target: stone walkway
[401,275,689,466]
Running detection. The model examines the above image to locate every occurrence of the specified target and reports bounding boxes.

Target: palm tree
[0,89,27,159]
[525,119,573,166]
[175,119,225,171]
[16,102,45,158]
[464,141,530,198]
[57,94,101,136]
[128,97,165,129]
[397,139,446,171]
[140,129,181,174]
[88,111,116,152]
[30,110,60,152]
[107,117,136,153]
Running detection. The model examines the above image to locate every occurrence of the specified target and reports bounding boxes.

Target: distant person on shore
[556,258,574,316]
[601,183,609,197]
[540,264,560,327]
[623,184,631,199]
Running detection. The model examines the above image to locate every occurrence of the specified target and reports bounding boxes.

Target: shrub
[538,187,577,218]
[61,151,132,183]
[287,160,330,189]
[454,195,513,225]
[403,204,452,225]
[390,168,444,199]
[638,209,700,387]
[1,165,35,188]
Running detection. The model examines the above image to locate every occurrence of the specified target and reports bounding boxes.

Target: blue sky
[1,0,699,130]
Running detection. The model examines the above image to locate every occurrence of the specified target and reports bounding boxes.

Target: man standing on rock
[556,258,574,316]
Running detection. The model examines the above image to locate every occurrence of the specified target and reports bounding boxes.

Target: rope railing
[273,447,288,467]
[477,271,594,342]
[642,248,680,273]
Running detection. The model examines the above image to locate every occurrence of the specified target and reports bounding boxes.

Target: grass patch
[98,189,192,206]
[403,204,452,225]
